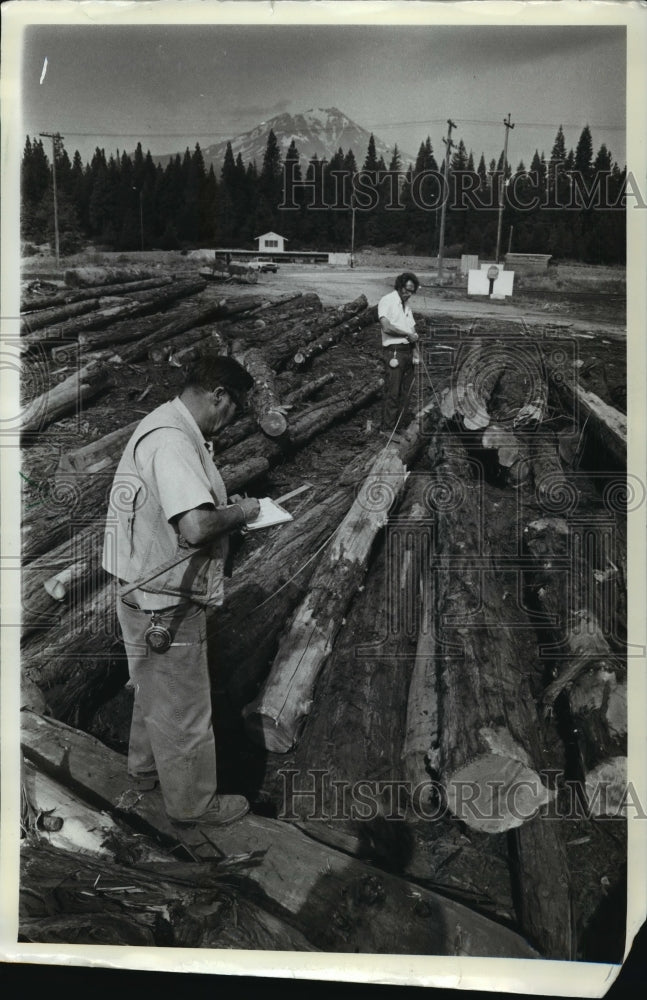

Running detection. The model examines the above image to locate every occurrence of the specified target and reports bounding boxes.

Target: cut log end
[259,410,289,438]
[584,757,627,817]
[243,710,295,754]
[445,755,553,834]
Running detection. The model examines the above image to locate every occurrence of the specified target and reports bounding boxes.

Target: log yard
[14,249,630,964]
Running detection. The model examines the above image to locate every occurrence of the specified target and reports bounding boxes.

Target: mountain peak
[196,107,410,171]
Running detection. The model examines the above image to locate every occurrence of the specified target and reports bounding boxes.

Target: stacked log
[21,278,208,351]
[242,397,439,752]
[63,265,161,287]
[21,275,174,314]
[523,515,627,816]
[20,711,538,957]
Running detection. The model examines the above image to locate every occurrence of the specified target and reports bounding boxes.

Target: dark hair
[184,350,253,394]
[394,271,420,293]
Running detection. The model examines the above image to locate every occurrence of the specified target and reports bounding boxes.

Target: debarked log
[242,397,439,752]
[21,357,115,435]
[20,711,539,957]
[429,434,555,834]
[57,420,140,475]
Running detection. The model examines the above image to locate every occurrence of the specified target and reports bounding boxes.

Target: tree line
[21,123,626,263]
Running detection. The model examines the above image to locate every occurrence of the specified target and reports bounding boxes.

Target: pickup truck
[247,258,279,273]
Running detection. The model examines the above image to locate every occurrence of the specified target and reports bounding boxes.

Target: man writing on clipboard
[102,353,260,833]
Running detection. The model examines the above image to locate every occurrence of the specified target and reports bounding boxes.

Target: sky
[17,19,627,170]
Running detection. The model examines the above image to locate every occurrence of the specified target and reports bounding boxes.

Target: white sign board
[467,269,515,297]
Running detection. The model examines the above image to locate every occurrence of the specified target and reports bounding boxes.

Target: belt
[119,583,187,614]
[384,343,411,351]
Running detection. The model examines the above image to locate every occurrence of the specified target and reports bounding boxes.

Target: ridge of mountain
[153,107,415,172]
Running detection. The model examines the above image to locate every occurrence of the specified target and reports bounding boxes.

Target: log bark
[109,295,265,365]
[291,305,378,369]
[149,324,223,364]
[430,434,555,833]
[242,397,439,752]
[64,265,160,287]
[218,378,383,485]
[548,368,626,470]
[21,279,208,351]
[21,525,104,640]
[21,299,101,334]
[523,517,624,708]
[22,471,114,564]
[57,420,140,475]
[22,579,126,728]
[21,275,174,313]
[21,357,115,435]
[261,294,369,370]
[20,710,538,957]
[213,372,335,452]
[530,432,570,507]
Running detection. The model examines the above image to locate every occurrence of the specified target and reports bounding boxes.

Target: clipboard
[244,496,294,531]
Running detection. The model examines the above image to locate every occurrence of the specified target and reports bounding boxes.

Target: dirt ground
[18,248,630,961]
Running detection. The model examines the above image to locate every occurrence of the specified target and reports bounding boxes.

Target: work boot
[129,771,159,792]
[171,794,250,829]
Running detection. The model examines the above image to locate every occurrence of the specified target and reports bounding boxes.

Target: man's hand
[407,331,419,344]
[239,497,260,523]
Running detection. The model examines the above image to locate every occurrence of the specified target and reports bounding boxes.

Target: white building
[255,231,287,254]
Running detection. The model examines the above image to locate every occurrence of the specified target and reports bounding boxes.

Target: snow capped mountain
[165,107,412,171]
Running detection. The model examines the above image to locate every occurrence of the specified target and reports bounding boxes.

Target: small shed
[255,232,287,254]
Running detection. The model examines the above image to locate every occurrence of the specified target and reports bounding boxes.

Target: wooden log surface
[242,397,439,752]
[21,279,208,351]
[20,298,101,335]
[64,265,160,287]
[261,294,369,370]
[292,305,378,369]
[548,368,626,469]
[238,346,288,437]
[20,710,538,957]
[429,434,555,834]
[21,275,174,313]
[149,324,223,365]
[21,357,115,435]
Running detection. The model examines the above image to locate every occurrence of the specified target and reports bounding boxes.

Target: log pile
[16,268,628,960]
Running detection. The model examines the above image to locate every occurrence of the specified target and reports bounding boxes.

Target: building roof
[254,231,288,241]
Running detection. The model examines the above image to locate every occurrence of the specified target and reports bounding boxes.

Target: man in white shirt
[103,353,260,833]
[377,272,421,435]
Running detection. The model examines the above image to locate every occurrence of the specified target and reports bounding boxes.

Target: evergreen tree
[574,125,594,179]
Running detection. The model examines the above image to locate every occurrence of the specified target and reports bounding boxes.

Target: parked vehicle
[248,258,279,273]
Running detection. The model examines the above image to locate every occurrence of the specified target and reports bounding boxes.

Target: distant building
[255,231,287,253]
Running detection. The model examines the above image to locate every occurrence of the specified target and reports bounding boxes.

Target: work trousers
[117,596,219,821]
[382,345,415,431]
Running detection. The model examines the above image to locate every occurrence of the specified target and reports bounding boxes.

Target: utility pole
[40,131,62,264]
[495,114,514,264]
[437,119,456,283]
[133,186,144,251]
[350,193,356,268]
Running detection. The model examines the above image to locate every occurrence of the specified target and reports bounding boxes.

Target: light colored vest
[102,399,228,606]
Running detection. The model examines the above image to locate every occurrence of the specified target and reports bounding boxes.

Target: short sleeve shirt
[378,289,416,347]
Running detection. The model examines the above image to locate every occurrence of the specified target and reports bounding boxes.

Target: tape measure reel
[144,613,173,654]
[389,351,400,369]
